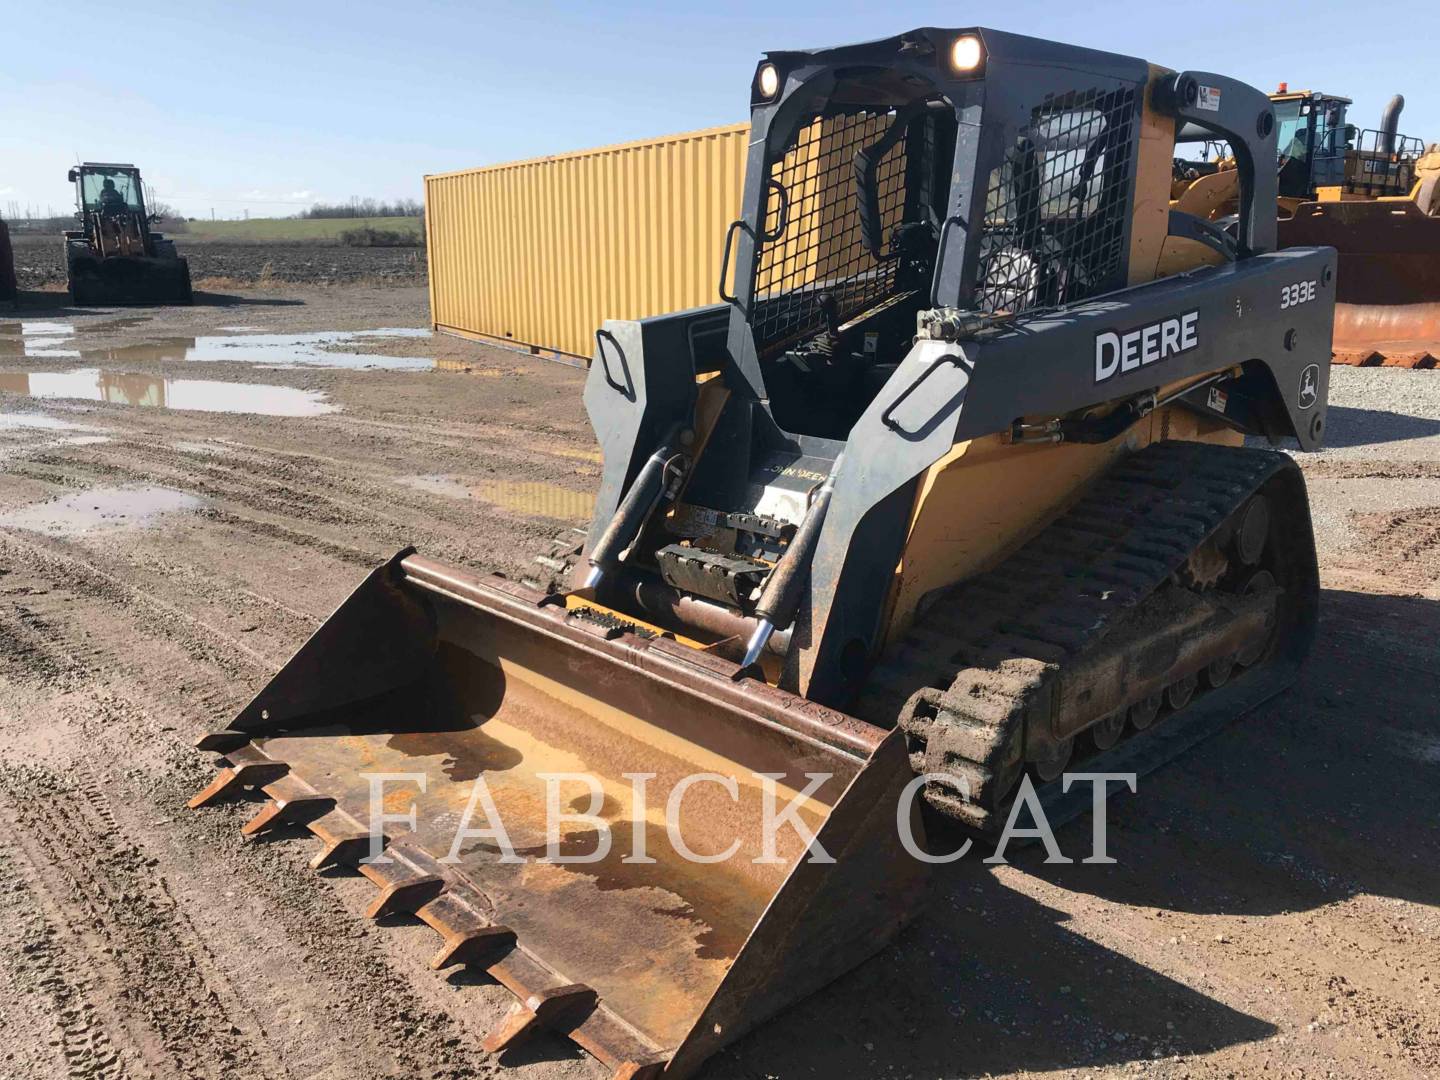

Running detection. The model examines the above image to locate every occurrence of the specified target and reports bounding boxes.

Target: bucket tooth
[569,1013,671,1080]
[365,875,445,920]
[239,772,335,837]
[428,924,517,971]
[187,760,289,808]
[309,835,375,870]
[357,838,454,917]
[481,984,598,1055]
[195,729,254,754]
[414,890,515,969]
[240,794,335,838]
[307,813,377,870]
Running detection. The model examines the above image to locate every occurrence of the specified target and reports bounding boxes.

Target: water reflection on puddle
[399,474,595,521]
[0,320,80,358]
[0,485,203,536]
[0,321,432,370]
[0,370,336,417]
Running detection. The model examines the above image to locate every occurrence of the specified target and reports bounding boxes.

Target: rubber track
[858,440,1298,832]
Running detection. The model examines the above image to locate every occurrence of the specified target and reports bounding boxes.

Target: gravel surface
[0,286,1436,1080]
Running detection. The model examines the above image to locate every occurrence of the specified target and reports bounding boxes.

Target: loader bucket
[1332,302,1440,368]
[191,550,928,1079]
[1279,200,1440,366]
[67,252,193,306]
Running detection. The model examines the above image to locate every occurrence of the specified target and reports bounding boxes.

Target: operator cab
[729,33,1145,440]
[1271,91,1353,197]
[1250,90,1420,201]
[68,163,147,218]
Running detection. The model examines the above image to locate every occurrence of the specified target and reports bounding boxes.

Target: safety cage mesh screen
[750,109,910,355]
[975,86,1138,318]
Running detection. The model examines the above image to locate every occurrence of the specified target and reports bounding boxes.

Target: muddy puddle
[0,321,81,358]
[0,411,104,433]
[0,369,336,417]
[399,474,595,521]
[0,321,433,370]
[0,485,203,536]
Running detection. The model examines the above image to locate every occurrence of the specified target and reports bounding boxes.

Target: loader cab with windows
[77,166,145,217]
[724,30,1155,440]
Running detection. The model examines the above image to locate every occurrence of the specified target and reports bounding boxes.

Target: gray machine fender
[799,246,1335,702]
[954,246,1335,449]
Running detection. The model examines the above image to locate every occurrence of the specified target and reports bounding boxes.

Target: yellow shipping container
[424,123,749,362]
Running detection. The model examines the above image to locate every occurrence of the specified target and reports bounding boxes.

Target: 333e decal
[1280,280,1317,308]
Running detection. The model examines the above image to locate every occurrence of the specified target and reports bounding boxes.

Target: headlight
[950,35,984,74]
[756,62,781,100]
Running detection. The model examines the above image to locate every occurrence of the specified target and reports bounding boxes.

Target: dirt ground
[9,233,426,289]
[0,284,1436,1080]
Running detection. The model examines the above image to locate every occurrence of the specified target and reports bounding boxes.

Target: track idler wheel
[1237,569,1278,666]
[1233,496,1271,566]
[1165,673,1199,710]
[1032,736,1074,782]
[1129,693,1162,730]
[1090,712,1126,750]
[1206,653,1236,688]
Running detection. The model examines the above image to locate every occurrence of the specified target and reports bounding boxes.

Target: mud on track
[0,287,1437,1080]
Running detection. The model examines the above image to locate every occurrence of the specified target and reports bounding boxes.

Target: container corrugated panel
[425,123,750,361]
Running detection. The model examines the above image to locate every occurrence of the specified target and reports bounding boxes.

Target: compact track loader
[192,28,1332,1078]
[65,162,192,306]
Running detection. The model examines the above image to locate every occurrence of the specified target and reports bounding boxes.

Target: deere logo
[1094,312,1200,384]
[1298,364,1320,410]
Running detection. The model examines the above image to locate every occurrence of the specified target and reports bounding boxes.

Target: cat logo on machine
[1094,311,1200,384]
[1298,364,1320,410]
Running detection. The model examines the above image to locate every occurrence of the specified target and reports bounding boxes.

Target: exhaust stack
[1380,93,1405,155]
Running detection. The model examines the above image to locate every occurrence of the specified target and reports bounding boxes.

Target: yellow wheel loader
[1173,89,1440,366]
[65,163,193,306]
[1270,92,1440,366]
[192,28,1332,1078]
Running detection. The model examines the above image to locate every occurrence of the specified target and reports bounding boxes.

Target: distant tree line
[301,198,423,219]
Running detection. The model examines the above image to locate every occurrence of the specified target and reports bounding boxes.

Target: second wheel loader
[191,27,1332,1079]
[1172,89,1440,366]
[65,162,192,306]
[1270,91,1440,366]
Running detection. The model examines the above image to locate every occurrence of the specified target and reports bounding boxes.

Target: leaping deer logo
[1298,364,1320,410]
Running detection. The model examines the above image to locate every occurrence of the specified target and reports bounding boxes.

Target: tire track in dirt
[0,537,526,1079]
[1356,505,1440,567]
[1,764,279,1079]
[0,533,274,680]
[0,844,132,1080]
[5,415,597,580]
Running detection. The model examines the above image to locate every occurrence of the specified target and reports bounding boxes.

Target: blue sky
[2,0,1436,220]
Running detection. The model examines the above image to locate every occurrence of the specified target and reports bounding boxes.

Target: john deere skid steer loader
[65,162,192,306]
[192,28,1331,1078]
